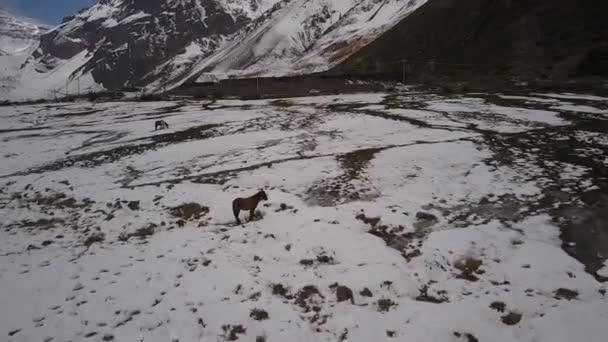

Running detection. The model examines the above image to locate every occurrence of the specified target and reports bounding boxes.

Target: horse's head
[257,190,268,201]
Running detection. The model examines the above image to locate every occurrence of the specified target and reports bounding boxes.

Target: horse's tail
[232,199,240,221]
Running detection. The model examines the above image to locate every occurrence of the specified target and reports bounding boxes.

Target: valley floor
[1,90,607,342]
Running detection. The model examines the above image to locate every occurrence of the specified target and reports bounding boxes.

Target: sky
[0,0,93,24]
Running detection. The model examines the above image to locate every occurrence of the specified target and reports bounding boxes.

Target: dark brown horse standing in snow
[155,120,169,131]
[232,190,268,224]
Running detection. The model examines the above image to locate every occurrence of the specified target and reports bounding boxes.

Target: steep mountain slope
[0,9,48,98]
[333,0,608,83]
[178,0,426,86]
[3,0,427,100]
[10,0,275,99]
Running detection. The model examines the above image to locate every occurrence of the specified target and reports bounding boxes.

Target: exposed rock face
[333,0,608,83]
[10,0,427,97]
[33,0,253,89]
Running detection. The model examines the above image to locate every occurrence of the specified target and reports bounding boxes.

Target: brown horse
[155,120,169,131]
[232,190,268,224]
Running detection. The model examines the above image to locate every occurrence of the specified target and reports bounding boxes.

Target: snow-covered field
[1,91,607,342]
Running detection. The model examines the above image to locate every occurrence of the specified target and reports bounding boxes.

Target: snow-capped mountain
[177,0,427,86]
[0,8,47,54]
[0,9,48,99]
[3,0,427,100]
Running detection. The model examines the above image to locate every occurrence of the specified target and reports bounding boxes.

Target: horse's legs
[249,208,255,221]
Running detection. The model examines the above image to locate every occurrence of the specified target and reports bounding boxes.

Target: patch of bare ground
[501,311,522,326]
[360,288,373,297]
[453,332,479,342]
[295,286,324,313]
[83,233,105,247]
[221,324,246,341]
[305,148,381,206]
[454,257,485,281]
[271,283,292,299]
[300,252,336,267]
[169,203,210,221]
[356,212,423,261]
[377,298,396,312]
[8,217,66,231]
[554,288,579,300]
[329,283,355,304]
[3,190,97,239]
[118,223,157,242]
[29,191,94,210]
[475,106,608,281]
[249,308,269,321]
[489,301,507,313]
[415,284,449,303]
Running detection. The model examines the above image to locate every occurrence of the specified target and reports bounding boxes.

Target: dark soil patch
[356,213,381,228]
[127,201,140,211]
[454,257,484,281]
[169,203,209,221]
[295,286,324,312]
[275,203,294,212]
[221,324,246,341]
[501,311,522,326]
[32,192,92,209]
[454,332,479,342]
[271,283,291,299]
[554,288,579,300]
[118,223,157,242]
[414,211,439,230]
[360,287,373,297]
[250,308,269,321]
[316,254,335,264]
[489,301,506,313]
[335,285,355,304]
[367,223,422,262]
[16,217,65,231]
[84,233,105,247]
[377,298,396,312]
[338,147,382,181]
[300,259,314,266]
[148,124,219,144]
[415,285,449,304]
[304,147,383,206]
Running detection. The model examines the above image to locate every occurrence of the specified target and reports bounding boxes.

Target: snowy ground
[1,91,607,342]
